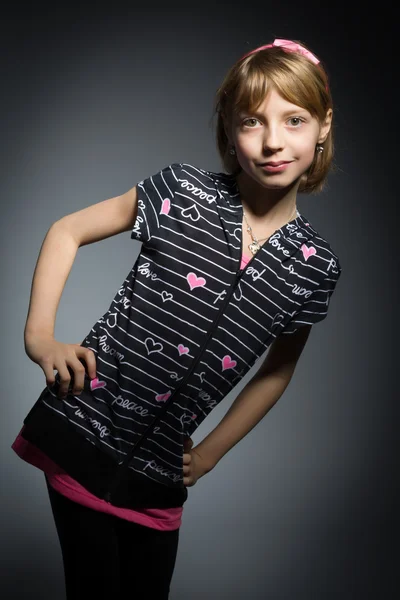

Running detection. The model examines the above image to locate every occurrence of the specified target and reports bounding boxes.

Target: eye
[288,117,305,127]
[242,118,261,128]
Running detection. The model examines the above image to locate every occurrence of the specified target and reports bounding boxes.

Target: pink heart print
[301,243,317,261]
[222,355,237,371]
[187,272,206,290]
[90,377,107,391]
[178,344,189,355]
[160,198,171,215]
[155,391,172,402]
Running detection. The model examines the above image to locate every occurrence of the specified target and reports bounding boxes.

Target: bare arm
[24,186,138,338]
[193,325,312,472]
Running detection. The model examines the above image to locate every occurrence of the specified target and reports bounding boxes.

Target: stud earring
[316,144,324,154]
[229,146,236,156]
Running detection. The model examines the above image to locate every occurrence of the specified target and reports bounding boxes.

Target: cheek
[235,136,257,158]
[296,140,317,162]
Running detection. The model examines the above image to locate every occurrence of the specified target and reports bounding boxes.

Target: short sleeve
[281,267,342,335]
[131,163,182,244]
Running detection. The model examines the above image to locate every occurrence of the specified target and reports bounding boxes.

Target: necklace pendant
[249,241,260,255]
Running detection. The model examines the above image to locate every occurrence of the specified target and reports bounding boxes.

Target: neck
[235,170,299,222]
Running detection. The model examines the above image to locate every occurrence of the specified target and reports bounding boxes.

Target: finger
[41,360,57,388]
[56,363,72,398]
[75,346,97,380]
[67,359,86,395]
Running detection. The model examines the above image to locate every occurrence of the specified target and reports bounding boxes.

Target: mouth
[259,161,293,167]
[258,161,293,173]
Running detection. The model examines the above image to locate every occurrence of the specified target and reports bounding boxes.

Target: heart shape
[187,272,206,290]
[233,227,242,242]
[178,344,189,355]
[145,337,163,355]
[301,244,317,261]
[161,291,173,302]
[155,391,172,402]
[222,355,237,371]
[181,204,201,221]
[90,377,107,391]
[160,198,171,215]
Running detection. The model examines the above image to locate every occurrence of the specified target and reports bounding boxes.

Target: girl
[12,38,341,598]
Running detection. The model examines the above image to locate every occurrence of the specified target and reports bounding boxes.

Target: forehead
[242,88,310,115]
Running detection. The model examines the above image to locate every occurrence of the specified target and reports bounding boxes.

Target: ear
[318,108,333,144]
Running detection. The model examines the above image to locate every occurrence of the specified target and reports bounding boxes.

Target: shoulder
[171,162,228,188]
[165,163,235,206]
[296,214,342,282]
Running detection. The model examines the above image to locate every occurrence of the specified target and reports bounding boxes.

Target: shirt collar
[216,171,317,247]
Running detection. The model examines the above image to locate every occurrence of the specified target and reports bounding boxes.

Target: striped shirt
[17,162,342,511]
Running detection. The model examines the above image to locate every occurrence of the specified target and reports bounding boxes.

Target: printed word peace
[74,408,110,438]
[327,257,339,274]
[137,262,160,280]
[179,179,217,203]
[143,460,181,483]
[245,265,266,282]
[111,395,149,417]
[98,335,125,362]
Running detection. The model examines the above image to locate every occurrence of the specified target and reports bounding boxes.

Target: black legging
[44,474,180,599]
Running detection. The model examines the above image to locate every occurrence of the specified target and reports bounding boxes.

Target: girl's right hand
[24,333,97,399]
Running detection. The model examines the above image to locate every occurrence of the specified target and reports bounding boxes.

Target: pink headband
[240,38,328,90]
[241,38,320,63]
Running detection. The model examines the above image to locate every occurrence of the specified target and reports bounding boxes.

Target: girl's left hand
[183,437,211,487]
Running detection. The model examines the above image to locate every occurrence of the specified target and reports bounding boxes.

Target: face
[227,87,332,192]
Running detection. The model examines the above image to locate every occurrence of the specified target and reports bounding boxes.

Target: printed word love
[115,285,131,309]
[131,199,146,236]
[137,262,160,280]
[198,389,217,410]
[268,233,291,256]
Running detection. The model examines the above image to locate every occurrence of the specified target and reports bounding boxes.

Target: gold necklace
[242,205,298,255]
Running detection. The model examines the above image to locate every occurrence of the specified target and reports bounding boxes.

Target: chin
[258,175,297,189]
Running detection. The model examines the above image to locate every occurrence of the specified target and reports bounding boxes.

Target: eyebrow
[240,108,310,118]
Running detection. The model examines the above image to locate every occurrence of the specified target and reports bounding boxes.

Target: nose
[262,124,284,153]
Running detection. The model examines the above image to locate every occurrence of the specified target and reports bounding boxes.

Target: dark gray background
[1,4,396,599]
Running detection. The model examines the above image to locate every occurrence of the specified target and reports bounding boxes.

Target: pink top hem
[12,429,182,531]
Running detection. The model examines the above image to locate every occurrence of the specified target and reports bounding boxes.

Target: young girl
[12,38,341,598]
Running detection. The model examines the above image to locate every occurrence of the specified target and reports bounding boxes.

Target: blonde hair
[212,41,334,194]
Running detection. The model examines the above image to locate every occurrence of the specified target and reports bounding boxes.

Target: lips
[261,161,292,166]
